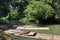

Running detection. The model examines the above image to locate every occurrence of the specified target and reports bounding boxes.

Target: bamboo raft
[16,27,50,30]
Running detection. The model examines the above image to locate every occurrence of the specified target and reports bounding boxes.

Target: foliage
[8,9,19,20]
[0,31,16,40]
[0,3,10,18]
[0,13,9,24]
[0,0,60,24]
[20,0,54,23]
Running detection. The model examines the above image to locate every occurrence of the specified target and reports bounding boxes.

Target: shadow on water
[0,19,60,30]
[0,20,25,30]
[37,19,60,27]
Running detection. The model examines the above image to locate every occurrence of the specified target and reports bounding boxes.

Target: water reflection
[15,35,39,40]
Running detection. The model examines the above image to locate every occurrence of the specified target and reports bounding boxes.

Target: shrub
[0,31,16,40]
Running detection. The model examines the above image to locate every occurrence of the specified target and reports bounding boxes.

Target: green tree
[8,9,19,20]
[0,0,10,24]
[0,0,60,24]
[20,0,54,23]
[0,1,10,18]
[19,0,60,24]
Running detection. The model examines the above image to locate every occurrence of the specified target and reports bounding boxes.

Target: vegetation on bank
[0,30,16,40]
[0,0,60,24]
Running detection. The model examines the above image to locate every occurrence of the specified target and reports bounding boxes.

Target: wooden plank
[27,32,36,36]
[16,27,50,30]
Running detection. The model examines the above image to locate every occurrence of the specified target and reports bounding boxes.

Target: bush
[0,19,9,24]
[0,31,16,40]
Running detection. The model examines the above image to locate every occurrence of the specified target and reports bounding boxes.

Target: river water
[15,36,39,40]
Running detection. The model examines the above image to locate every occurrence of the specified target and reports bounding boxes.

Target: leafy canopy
[20,0,54,23]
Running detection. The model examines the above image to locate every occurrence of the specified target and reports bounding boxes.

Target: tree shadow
[37,18,60,27]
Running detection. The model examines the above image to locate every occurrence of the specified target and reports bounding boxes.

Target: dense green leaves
[0,0,60,24]
[8,9,19,20]
[24,1,54,19]
[20,0,54,23]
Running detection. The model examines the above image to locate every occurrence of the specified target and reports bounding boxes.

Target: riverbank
[4,29,60,40]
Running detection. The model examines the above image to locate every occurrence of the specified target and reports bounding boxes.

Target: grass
[30,24,60,35]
